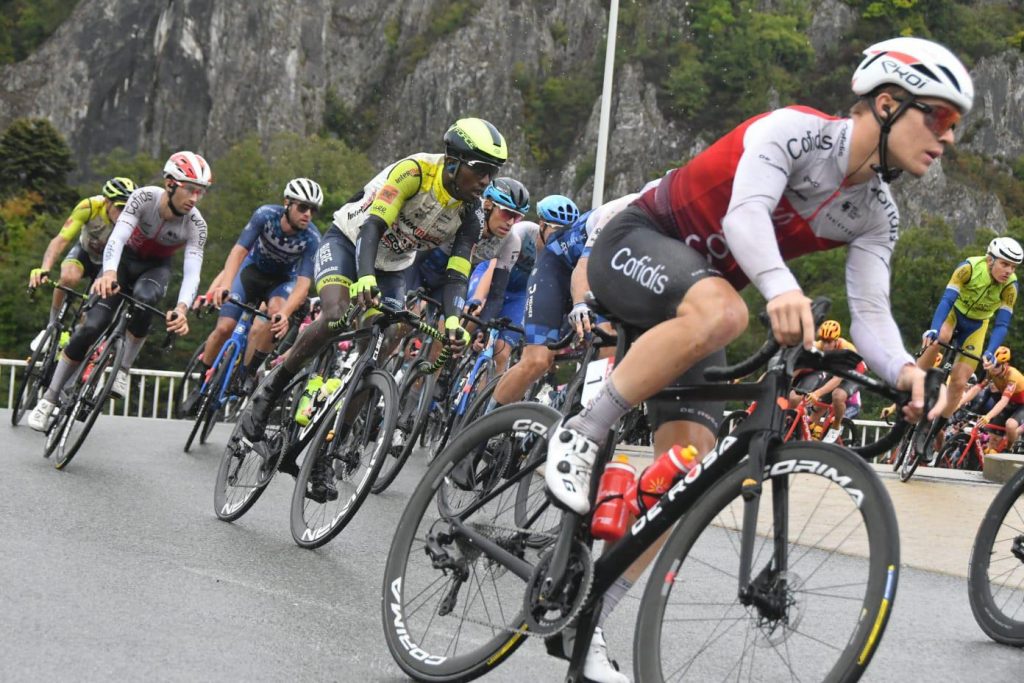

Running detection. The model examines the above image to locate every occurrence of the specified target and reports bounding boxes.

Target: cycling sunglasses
[906,100,961,137]
[493,206,523,223]
[462,158,501,178]
[292,202,318,215]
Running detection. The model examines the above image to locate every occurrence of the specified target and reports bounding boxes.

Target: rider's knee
[58,270,82,287]
[677,286,748,348]
[519,347,553,379]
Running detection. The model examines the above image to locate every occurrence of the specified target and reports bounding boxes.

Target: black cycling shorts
[62,244,101,280]
[588,206,728,434]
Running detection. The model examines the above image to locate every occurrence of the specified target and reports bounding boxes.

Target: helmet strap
[283,202,302,232]
[166,181,186,217]
[868,96,914,183]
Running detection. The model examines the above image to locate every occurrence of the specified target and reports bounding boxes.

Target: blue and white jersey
[236,205,321,278]
[544,211,592,270]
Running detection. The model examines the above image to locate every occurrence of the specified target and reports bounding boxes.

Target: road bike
[11,282,87,426]
[381,300,934,682]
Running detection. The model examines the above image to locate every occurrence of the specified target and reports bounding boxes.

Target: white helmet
[988,237,1024,265]
[163,151,213,187]
[852,37,974,114]
[284,177,323,208]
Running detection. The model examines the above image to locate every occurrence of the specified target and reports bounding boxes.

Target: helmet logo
[880,59,928,91]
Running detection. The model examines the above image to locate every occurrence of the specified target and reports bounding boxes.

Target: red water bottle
[627,445,698,515]
[591,456,637,542]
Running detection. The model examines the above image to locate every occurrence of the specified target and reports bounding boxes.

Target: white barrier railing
[1,358,199,420]
[2,356,901,445]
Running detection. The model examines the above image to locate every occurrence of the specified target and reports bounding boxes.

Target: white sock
[598,576,633,626]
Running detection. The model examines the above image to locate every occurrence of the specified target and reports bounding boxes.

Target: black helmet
[483,177,530,214]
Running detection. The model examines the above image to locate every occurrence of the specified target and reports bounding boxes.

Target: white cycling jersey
[102,186,206,307]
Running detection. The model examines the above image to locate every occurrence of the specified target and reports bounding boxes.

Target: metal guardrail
[1,358,199,420]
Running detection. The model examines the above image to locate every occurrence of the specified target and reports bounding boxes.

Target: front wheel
[968,466,1024,646]
[53,338,123,470]
[371,367,434,495]
[290,370,398,548]
[635,441,900,682]
[12,325,59,426]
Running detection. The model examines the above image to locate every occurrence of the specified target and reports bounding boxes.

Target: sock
[121,335,146,370]
[266,363,297,397]
[485,397,503,414]
[598,576,633,626]
[565,377,631,444]
[49,305,60,325]
[44,356,80,402]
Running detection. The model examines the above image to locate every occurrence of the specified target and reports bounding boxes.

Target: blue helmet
[537,194,579,226]
[483,177,530,214]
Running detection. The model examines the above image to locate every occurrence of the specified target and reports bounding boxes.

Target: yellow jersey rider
[790,320,867,443]
[27,177,137,349]
[919,237,1021,438]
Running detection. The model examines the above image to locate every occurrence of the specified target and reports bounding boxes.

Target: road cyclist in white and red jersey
[538,37,967,673]
[29,151,210,432]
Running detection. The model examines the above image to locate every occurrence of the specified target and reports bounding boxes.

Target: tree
[0,117,75,212]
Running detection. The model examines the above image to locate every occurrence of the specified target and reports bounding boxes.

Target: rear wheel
[635,442,900,682]
[174,342,206,419]
[12,325,59,426]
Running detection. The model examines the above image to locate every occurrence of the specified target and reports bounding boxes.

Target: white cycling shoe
[545,420,597,515]
[558,627,630,683]
[110,369,130,398]
[28,398,56,432]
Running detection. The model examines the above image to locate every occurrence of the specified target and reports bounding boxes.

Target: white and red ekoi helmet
[851,37,974,114]
[163,151,213,187]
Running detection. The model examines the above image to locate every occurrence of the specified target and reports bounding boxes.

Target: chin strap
[868,97,915,183]
[166,181,186,217]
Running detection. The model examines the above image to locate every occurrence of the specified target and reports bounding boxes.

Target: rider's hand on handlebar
[444,315,471,356]
[804,391,819,405]
[921,329,938,346]
[270,312,289,339]
[349,275,379,310]
[166,304,189,336]
[568,301,595,339]
[209,287,231,308]
[29,267,50,289]
[471,331,485,353]
[92,271,119,299]
[896,363,947,423]
[766,290,815,349]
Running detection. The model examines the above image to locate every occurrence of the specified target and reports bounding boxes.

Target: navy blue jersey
[236,205,321,278]
[544,209,594,269]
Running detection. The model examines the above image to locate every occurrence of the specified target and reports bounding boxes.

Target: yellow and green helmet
[443,118,508,166]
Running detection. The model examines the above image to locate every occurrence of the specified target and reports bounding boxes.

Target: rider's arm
[959,381,983,408]
[984,391,1010,423]
[219,245,249,292]
[356,158,424,279]
[812,375,843,399]
[570,256,591,304]
[282,276,312,319]
[102,196,144,276]
[984,283,1018,356]
[442,205,483,319]
[176,213,207,310]
[42,198,93,271]
[39,233,71,273]
[929,261,972,332]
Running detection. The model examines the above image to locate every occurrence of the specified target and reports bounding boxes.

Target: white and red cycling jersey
[102,186,207,307]
[635,105,912,384]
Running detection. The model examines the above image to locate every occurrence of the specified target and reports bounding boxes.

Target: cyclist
[27,177,137,350]
[918,236,1021,441]
[405,176,529,362]
[789,319,867,443]
[542,37,964,667]
[958,345,1024,450]
[28,151,210,432]
[465,216,543,373]
[181,178,323,413]
[238,118,507,500]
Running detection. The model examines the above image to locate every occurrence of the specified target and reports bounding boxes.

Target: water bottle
[295,374,324,426]
[591,456,637,542]
[627,444,698,515]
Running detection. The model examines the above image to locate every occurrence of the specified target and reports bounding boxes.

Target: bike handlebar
[460,311,526,335]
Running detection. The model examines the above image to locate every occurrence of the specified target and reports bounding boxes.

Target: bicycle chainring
[522,538,593,636]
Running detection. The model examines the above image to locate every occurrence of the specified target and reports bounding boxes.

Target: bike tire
[898,441,921,482]
[381,402,561,681]
[53,338,123,470]
[372,367,433,495]
[967,465,1024,646]
[174,342,206,419]
[634,441,900,682]
[290,370,398,548]
[11,325,59,426]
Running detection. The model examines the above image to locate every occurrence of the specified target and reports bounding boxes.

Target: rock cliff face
[1,0,1021,240]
